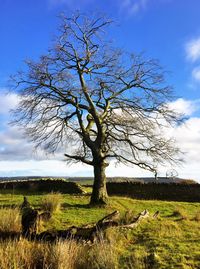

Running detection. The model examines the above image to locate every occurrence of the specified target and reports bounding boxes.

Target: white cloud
[161,101,200,181]
[185,37,200,62]
[168,98,200,116]
[0,92,200,182]
[0,91,35,161]
[0,92,19,114]
[173,117,200,156]
[0,160,91,177]
[113,101,200,182]
[107,161,153,177]
[172,117,200,180]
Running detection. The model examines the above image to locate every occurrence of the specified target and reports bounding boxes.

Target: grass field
[0,191,199,268]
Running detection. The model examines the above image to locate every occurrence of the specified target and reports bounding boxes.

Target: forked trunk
[90,162,108,205]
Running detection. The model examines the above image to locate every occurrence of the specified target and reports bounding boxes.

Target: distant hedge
[107,182,200,202]
[0,179,84,194]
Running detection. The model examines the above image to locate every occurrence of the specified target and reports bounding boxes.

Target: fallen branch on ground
[0,197,159,242]
[35,209,158,242]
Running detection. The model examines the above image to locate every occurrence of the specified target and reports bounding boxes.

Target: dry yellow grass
[193,211,200,222]
[0,239,79,269]
[0,238,119,269]
[172,207,189,220]
[0,207,21,233]
[41,192,62,214]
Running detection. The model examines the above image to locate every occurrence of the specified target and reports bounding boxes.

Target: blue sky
[0,0,200,180]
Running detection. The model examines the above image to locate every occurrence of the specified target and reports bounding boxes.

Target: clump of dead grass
[41,192,62,214]
[192,211,200,222]
[0,207,21,233]
[0,237,120,269]
[172,207,188,220]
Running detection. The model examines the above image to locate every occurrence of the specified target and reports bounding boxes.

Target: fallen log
[97,210,120,226]
[121,209,149,228]
[18,198,157,242]
[0,209,155,242]
[35,209,153,242]
[153,210,160,219]
[44,210,120,242]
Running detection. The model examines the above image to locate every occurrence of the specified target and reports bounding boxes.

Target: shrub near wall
[107,182,200,202]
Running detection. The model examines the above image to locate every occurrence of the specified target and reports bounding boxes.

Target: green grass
[0,191,199,268]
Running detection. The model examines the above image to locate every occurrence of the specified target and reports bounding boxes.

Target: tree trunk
[90,162,108,205]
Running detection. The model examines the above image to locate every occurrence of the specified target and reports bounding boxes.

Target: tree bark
[90,162,108,205]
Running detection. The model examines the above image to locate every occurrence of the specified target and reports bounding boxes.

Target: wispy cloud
[184,37,200,84]
[120,0,149,15]
[48,0,150,16]
[192,66,200,82]
[185,37,200,62]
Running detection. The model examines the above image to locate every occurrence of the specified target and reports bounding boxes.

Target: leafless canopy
[11,13,182,173]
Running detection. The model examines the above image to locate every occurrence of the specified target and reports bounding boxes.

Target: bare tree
[11,13,182,205]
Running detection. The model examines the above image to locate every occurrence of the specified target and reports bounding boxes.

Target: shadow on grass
[0,204,19,209]
[61,202,91,209]
[61,202,107,209]
[0,231,20,240]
